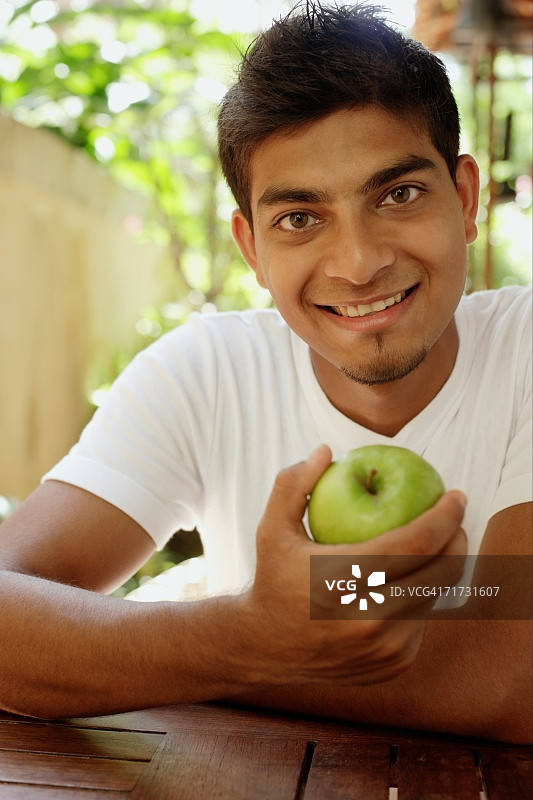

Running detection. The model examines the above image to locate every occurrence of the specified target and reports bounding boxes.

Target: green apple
[308,445,445,543]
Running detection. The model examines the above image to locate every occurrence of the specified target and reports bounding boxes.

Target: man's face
[232,107,479,388]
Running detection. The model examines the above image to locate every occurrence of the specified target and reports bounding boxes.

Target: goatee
[340,335,429,386]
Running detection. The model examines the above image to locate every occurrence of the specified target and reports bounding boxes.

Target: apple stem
[366,468,378,495]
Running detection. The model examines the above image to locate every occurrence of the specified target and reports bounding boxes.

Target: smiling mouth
[326,287,415,318]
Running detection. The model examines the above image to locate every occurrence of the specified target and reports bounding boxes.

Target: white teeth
[332,290,407,318]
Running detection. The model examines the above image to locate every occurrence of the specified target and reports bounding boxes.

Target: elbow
[0,682,71,722]
[1,698,54,722]
[0,688,60,721]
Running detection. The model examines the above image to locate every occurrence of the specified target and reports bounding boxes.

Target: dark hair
[218,2,460,224]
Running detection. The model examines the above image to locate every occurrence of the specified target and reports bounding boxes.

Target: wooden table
[0,702,531,799]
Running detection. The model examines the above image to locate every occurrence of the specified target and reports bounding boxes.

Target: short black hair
[218,2,460,223]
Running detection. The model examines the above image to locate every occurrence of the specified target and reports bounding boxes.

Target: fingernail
[308,444,329,464]
[308,446,323,463]
[454,491,467,508]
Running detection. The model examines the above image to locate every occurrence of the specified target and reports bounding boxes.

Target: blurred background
[0,0,531,594]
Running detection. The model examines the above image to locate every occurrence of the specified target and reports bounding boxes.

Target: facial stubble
[340,331,430,386]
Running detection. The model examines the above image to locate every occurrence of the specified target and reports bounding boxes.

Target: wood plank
[0,785,129,799]
[0,721,162,760]
[0,751,143,791]
[479,748,533,799]
[304,741,391,800]
[398,745,481,800]
[130,733,308,800]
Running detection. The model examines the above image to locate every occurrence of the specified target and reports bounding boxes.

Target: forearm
[232,618,533,744]
[0,570,261,719]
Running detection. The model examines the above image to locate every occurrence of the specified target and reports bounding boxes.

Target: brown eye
[390,186,412,204]
[276,210,322,232]
[288,212,310,228]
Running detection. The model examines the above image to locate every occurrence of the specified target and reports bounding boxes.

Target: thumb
[262,445,332,532]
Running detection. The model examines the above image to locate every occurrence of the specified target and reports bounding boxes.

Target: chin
[340,346,429,386]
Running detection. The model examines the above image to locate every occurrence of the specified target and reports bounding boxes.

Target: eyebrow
[360,155,438,195]
[256,155,437,213]
[257,186,333,210]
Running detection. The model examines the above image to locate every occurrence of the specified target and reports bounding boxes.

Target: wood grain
[479,748,533,800]
[130,733,308,800]
[304,740,391,799]
[0,703,531,800]
[0,787,129,799]
[397,744,481,799]
[0,751,143,790]
[0,720,162,760]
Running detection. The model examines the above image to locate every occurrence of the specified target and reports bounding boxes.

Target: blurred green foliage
[0,0,271,332]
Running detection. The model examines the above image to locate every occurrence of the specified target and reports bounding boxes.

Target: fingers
[358,490,467,566]
[353,493,467,617]
[260,445,332,535]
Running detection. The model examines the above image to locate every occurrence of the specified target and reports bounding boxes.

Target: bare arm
[0,481,259,718]
[0,449,466,722]
[231,501,533,744]
[0,480,156,594]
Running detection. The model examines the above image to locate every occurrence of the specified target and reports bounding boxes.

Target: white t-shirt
[44,286,532,595]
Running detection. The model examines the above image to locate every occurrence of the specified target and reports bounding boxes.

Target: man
[0,3,530,742]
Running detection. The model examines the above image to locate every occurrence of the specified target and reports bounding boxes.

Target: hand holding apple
[308,445,445,544]
[244,444,464,689]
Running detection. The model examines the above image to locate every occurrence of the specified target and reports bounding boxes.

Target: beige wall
[0,113,174,499]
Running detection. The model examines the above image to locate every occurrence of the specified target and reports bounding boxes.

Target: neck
[311,320,459,438]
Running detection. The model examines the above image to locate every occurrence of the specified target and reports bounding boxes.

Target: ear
[455,154,479,244]
[231,209,267,288]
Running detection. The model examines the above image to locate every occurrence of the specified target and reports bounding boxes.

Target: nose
[321,213,395,285]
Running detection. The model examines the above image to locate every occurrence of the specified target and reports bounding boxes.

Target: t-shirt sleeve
[42,317,215,550]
